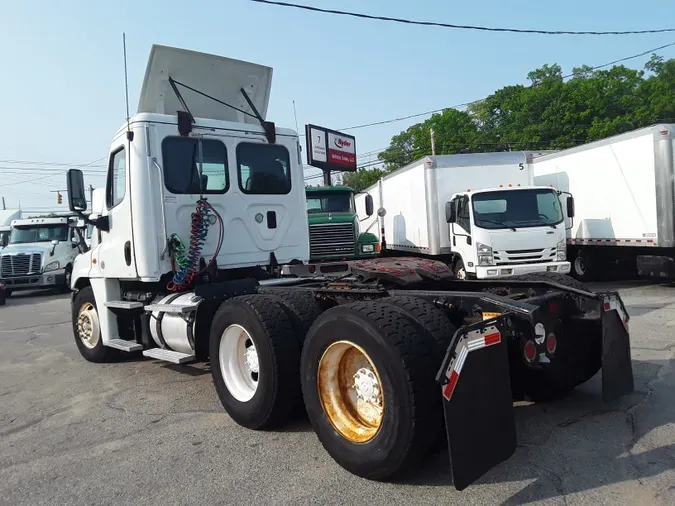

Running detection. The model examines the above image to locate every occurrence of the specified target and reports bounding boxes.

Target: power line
[337,41,675,133]
[250,1,675,36]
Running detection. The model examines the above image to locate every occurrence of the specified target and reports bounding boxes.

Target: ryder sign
[305,124,357,172]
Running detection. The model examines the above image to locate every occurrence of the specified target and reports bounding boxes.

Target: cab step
[142,348,195,364]
[144,303,198,314]
[105,300,144,310]
[106,339,143,352]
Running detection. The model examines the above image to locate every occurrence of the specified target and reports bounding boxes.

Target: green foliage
[348,55,675,190]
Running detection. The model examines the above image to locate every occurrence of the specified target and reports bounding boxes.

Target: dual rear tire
[211,293,449,480]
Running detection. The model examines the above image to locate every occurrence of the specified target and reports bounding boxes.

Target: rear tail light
[524,340,536,362]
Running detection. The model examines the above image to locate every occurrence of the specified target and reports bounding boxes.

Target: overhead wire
[249,1,675,36]
[336,41,675,133]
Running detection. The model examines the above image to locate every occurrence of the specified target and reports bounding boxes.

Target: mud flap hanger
[436,315,517,491]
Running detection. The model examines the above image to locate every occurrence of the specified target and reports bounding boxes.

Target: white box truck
[355,153,573,279]
[533,124,675,280]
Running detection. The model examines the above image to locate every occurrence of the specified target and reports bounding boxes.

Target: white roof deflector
[137,45,273,124]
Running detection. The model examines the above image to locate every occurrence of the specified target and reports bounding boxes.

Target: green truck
[305,185,379,270]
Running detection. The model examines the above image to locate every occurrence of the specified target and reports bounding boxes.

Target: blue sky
[0,0,672,213]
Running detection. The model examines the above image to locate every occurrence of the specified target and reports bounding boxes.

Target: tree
[343,166,386,193]
[378,57,675,171]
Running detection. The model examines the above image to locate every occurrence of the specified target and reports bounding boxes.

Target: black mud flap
[601,293,634,402]
[436,317,516,491]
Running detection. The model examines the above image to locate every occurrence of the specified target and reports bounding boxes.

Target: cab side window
[457,196,471,231]
[106,147,126,209]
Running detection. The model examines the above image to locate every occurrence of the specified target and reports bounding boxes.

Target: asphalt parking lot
[1,282,674,505]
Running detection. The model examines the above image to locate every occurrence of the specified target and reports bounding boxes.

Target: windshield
[9,224,69,244]
[306,191,354,214]
[472,189,564,229]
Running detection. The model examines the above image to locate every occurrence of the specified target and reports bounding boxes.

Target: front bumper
[475,261,570,279]
[0,268,66,290]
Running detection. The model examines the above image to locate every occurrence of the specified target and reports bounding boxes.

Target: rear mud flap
[601,293,634,402]
[436,317,516,491]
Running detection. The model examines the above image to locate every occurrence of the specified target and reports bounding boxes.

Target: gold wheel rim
[318,341,384,443]
[77,302,100,349]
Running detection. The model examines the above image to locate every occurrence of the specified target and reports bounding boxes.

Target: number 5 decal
[518,163,524,170]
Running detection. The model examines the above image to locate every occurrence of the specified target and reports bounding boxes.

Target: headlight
[476,242,494,266]
[361,243,376,253]
[44,260,60,272]
[557,239,566,261]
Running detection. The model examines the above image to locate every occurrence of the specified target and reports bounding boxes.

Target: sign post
[305,124,357,185]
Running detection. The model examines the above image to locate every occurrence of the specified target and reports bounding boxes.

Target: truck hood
[484,227,560,252]
[1,243,55,255]
[308,213,355,225]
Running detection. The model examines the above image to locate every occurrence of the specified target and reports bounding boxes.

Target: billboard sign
[305,124,357,172]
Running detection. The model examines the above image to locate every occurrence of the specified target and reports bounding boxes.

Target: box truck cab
[446,185,572,278]
[0,216,81,294]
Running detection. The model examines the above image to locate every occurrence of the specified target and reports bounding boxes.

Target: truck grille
[1,253,42,277]
[493,248,555,266]
[309,223,355,258]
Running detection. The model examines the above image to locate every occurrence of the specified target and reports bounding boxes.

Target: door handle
[124,241,132,266]
[266,211,277,229]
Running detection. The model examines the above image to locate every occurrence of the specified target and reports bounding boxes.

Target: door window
[106,147,126,209]
[457,196,471,232]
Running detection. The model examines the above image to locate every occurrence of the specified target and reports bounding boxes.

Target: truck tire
[209,294,301,430]
[381,295,457,354]
[257,288,323,345]
[301,302,442,480]
[454,257,468,280]
[59,265,73,294]
[72,286,120,363]
[509,271,591,293]
[571,251,595,281]
[0,289,5,306]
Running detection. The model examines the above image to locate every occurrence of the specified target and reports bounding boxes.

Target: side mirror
[67,169,87,212]
[365,194,374,217]
[445,201,456,223]
[566,196,575,218]
[51,239,59,246]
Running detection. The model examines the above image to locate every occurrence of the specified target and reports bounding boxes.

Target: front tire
[72,286,120,363]
[301,302,441,480]
[209,294,301,430]
[59,265,73,294]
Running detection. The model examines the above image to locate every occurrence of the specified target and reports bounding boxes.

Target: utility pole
[430,128,437,155]
[1,197,5,210]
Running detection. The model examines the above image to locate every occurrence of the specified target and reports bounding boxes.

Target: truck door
[96,141,137,278]
[451,196,476,273]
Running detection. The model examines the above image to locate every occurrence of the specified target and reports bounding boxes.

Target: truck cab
[306,185,379,266]
[0,216,80,294]
[446,186,572,279]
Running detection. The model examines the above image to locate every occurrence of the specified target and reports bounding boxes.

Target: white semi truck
[355,153,574,279]
[533,124,675,280]
[64,44,634,491]
[0,216,82,295]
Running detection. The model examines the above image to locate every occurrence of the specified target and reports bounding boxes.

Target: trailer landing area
[0,282,673,505]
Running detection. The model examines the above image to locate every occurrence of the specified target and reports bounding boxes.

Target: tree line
[343,55,675,192]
